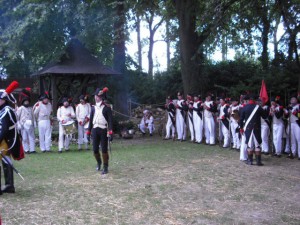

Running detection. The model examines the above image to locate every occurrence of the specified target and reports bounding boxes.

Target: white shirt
[57,106,75,124]
[33,102,52,121]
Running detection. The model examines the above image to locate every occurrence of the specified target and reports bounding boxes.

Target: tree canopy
[0,0,299,102]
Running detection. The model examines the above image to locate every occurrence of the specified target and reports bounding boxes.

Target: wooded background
[0,0,299,109]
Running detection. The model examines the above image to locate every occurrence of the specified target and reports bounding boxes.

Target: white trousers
[139,123,154,134]
[188,113,194,141]
[193,112,203,143]
[261,124,270,153]
[272,123,284,154]
[230,121,240,148]
[176,112,186,140]
[204,116,215,145]
[77,123,88,145]
[286,123,300,156]
[240,135,248,161]
[221,122,230,147]
[38,120,51,151]
[59,123,71,150]
[165,116,175,138]
[21,126,35,152]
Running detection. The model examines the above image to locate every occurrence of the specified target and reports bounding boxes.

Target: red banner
[259,80,268,104]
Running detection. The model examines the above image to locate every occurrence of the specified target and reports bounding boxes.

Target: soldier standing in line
[218,97,230,148]
[269,96,284,157]
[257,98,271,155]
[76,95,91,150]
[187,93,195,142]
[16,88,36,154]
[175,92,188,141]
[203,94,217,145]
[33,92,53,152]
[57,97,76,153]
[192,94,204,144]
[284,95,300,159]
[164,96,176,140]
[228,97,241,150]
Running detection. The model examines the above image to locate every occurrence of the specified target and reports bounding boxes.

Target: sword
[0,150,25,180]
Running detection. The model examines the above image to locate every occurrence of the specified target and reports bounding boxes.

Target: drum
[62,120,77,136]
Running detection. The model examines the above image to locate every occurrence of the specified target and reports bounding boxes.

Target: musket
[0,150,24,180]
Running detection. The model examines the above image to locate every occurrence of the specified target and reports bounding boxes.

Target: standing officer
[239,95,265,165]
[0,81,24,194]
[87,87,113,174]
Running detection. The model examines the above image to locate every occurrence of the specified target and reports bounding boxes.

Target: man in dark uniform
[239,95,265,166]
[0,81,24,194]
[87,87,113,175]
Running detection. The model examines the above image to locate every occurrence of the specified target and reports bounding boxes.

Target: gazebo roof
[31,38,121,76]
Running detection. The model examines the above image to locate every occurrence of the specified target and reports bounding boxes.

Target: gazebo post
[51,75,57,112]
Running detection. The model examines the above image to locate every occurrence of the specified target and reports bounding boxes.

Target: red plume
[5,81,19,94]
[102,87,109,93]
[45,91,49,95]
[25,87,31,92]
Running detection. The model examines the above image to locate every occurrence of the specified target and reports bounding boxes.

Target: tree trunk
[221,30,227,61]
[260,1,270,71]
[174,0,202,94]
[136,14,143,74]
[113,0,128,116]
[166,19,171,70]
[148,20,154,76]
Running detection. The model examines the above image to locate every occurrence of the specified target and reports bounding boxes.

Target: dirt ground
[0,136,300,225]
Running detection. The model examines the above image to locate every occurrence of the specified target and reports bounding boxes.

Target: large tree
[172,0,239,94]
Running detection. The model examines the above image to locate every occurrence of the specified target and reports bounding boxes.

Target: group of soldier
[164,91,300,165]
[0,81,113,195]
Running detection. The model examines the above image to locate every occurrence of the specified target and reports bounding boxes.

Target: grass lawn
[0,136,300,225]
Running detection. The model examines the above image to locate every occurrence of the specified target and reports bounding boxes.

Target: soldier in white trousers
[139,110,155,136]
[164,96,176,140]
[187,94,195,142]
[76,95,91,150]
[258,99,271,155]
[57,97,76,152]
[284,96,300,159]
[16,88,36,154]
[218,97,230,148]
[203,94,217,145]
[33,92,53,152]
[239,95,248,161]
[192,95,203,144]
[175,92,187,141]
[270,97,284,157]
[229,98,241,150]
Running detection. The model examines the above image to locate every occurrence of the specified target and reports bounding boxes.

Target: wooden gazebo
[31,38,121,112]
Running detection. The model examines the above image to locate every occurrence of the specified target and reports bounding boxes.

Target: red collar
[249,100,256,105]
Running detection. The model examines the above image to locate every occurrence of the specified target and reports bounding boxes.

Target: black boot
[245,152,253,165]
[256,154,264,166]
[102,153,109,174]
[2,162,15,193]
[94,153,102,171]
[0,165,2,195]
